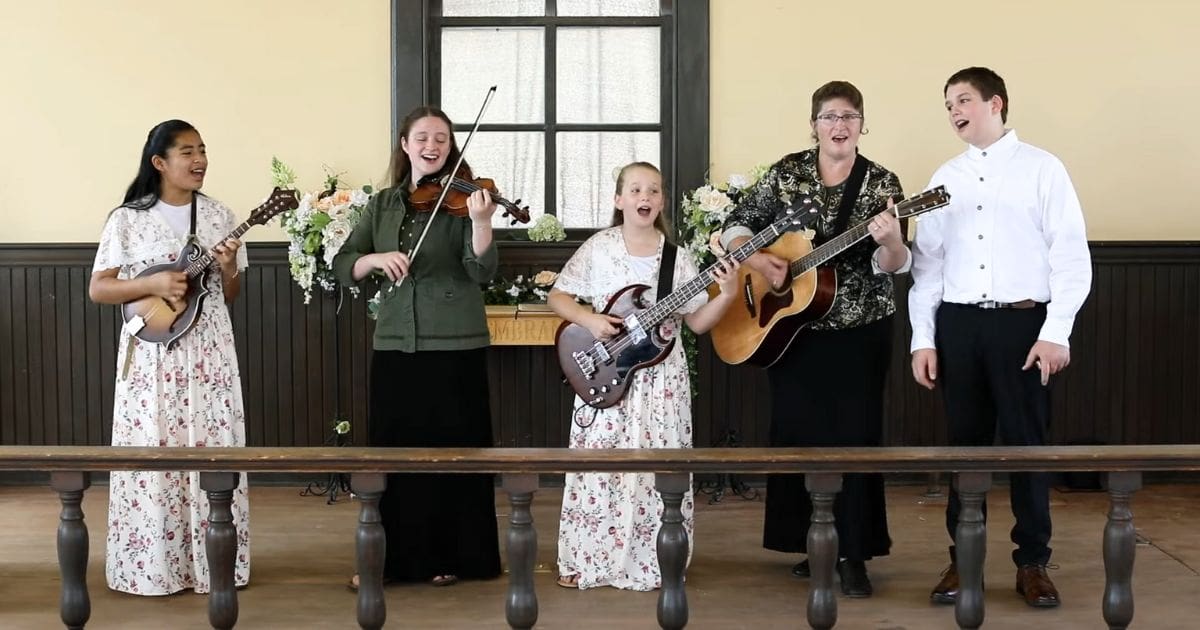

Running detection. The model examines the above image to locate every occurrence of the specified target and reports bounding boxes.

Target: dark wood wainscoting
[1,241,1197,448]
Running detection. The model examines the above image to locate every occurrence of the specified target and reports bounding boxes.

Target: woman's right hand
[370,251,411,282]
[151,270,188,301]
[745,251,789,290]
[584,312,625,341]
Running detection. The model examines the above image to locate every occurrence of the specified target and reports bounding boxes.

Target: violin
[410,170,531,225]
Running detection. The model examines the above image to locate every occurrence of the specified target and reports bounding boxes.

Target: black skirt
[368,348,502,581]
[761,316,893,561]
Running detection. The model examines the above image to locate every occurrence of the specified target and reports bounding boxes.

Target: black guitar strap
[657,240,677,301]
[188,194,198,244]
[828,153,871,239]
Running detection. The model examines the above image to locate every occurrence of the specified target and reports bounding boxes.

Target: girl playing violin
[333,106,502,589]
[548,162,739,591]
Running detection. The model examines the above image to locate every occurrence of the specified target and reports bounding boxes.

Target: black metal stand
[300,429,352,504]
[694,429,759,504]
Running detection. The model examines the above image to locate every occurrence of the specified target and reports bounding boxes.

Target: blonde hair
[610,161,673,238]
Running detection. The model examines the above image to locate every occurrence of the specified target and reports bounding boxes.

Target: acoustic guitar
[556,194,821,409]
[708,186,951,367]
[120,187,299,349]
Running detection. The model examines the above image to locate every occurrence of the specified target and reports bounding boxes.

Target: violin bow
[393,85,497,291]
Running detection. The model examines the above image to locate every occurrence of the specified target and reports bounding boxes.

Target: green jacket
[332,185,498,352]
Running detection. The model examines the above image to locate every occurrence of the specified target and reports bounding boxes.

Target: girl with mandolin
[332,105,524,590]
[717,81,909,597]
[88,119,250,595]
[549,162,739,591]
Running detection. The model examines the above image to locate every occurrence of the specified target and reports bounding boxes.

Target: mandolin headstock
[248,187,301,226]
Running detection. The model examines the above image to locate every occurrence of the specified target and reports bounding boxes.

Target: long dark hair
[121,119,200,210]
[609,161,673,241]
[388,106,472,187]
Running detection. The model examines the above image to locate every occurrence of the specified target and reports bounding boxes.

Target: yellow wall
[3,0,1197,242]
[0,0,392,243]
[711,0,1198,240]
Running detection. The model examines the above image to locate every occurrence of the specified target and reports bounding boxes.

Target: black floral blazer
[721,148,904,331]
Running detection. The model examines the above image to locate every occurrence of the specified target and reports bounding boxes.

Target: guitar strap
[188,194,198,244]
[656,240,677,301]
[827,153,871,240]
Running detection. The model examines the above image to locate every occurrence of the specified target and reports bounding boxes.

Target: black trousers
[762,316,893,562]
[936,303,1052,567]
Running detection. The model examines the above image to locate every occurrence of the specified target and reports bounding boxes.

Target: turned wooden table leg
[655,473,690,630]
[805,473,842,630]
[51,472,91,630]
[954,472,991,630]
[502,473,539,630]
[351,473,387,630]
[1103,471,1142,630]
[200,472,240,630]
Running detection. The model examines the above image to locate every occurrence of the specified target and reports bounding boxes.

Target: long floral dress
[93,195,251,595]
[554,227,706,591]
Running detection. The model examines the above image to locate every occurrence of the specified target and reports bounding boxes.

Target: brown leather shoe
[1016,564,1061,608]
[930,563,959,604]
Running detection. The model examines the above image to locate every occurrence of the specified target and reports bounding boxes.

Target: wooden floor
[1,480,1198,629]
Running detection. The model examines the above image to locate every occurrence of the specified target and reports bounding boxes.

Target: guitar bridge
[573,350,597,378]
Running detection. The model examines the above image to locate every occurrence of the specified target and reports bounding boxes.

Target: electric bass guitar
[120,187,300,349]
[709,186,951,367]
[556,195,821,409]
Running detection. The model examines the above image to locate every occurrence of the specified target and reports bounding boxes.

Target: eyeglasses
[815,113,864,125]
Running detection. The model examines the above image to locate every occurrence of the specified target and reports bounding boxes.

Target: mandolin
[120,187,299,349]
[556,194,821,409]
[708,186,951,367]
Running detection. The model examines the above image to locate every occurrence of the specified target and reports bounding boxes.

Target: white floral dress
[554,227,706,591]
[93,195,251,595]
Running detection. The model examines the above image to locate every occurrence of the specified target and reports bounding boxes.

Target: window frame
[390,0,709,241]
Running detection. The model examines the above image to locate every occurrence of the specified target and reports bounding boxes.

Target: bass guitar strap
[657,240,677,301]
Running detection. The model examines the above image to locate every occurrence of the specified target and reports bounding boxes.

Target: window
[392,0,709,235]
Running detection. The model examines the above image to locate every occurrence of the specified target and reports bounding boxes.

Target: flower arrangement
[526,214,567,242]
[483,270,558,305]
[677,163,771,266]
[676,163,770,397]
[270,157,374,304]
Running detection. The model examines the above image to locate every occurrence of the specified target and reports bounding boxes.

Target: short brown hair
[944,67,1009,123]
[810,81,864,142]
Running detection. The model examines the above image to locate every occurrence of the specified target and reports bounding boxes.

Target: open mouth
[636,203,652,217]
[831,133,849,144]
[954,119,970,131]
[190,167,206,179]
[420,152,441,165]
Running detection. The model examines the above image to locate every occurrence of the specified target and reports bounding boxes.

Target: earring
[861,127,870,135]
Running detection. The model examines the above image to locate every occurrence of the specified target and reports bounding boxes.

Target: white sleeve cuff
[871,246,912,275]
[719,226,755,251]
[1038,316,1074,348]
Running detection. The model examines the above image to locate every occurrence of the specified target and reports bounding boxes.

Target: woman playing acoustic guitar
[88,119,250,595]
[718,81,909,597]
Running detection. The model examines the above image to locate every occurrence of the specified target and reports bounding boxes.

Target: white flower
[697,187,733,218]
[506,285,521,297]
[727,173,749,190]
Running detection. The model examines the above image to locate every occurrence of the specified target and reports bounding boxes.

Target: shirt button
[978,234,984,240]
[979,177,985,182]
[982,293,988,298]
[982,151,988,157]
[979,264,986,269]
[977,205,983,211]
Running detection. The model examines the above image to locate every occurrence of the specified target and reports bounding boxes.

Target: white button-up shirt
[909,130,1092,351]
